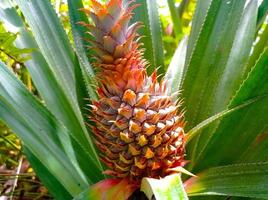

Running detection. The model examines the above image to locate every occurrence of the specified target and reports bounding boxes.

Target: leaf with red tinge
[74,178,139,200]
[141,174,188,200]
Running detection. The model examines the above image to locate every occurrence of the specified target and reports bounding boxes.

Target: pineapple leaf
[188,0,258,167]
[192,47,268,171]
[0,61,88,196]
[185,162,268,199]
[141,173,188,200]
[167,0,182,39]
[0,1,104,182]
[164,36,188,95]
[14,0,104,175]
[126,0,165,75]
[247,19,268,73]
[185,0,212,67]
[182,0,257,164]
[257,0,268,29]
[15,0,77,103]
[211,0,257,112]
[185,94,267,143]
[73,179,138,200]
[183,0,252,129]
[23,148,72,200]
[67,0,97,100]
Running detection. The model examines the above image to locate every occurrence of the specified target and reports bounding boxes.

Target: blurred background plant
[159,0,196,67]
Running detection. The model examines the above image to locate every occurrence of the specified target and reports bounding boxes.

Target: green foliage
[67,0,97,100]
[257,0,268,29]
[164,37,187,94]
[127,0,165,75]
[0,60,89,195]
[0,23,32,66]
[0,14,49,200]
[15,0,103,180]
[0,22,33,90]
[185,162,268,198]
[194,48,268,171]
[160,0,196,69]
[0,0,267,199]
[184,0,258,170]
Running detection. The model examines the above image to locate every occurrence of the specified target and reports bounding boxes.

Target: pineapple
[81,0,185,181]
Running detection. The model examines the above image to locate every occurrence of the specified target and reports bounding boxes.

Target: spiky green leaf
[0,0,104,182]
[67,0,97,100]
[164,36,187,95]
[182,0,257,166]
[257,0,268,29]
[185,162,268,199]
[24,148,72,200]
[128,0,165,75]
[193,48,268,171]
[0,61,88,196]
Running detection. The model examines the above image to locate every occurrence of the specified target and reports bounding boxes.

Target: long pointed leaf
[15,0,76,101]
[10,0,103,178]
[181,0,256,164]
[182,0,248,129]
[186,95,266,143]
[185,0,212,67]
[23,148,72,200]
[164,36,188,95]
[193,48,268,171]
[0,62,87,196]
[185,162,268,199]
[67,0,97,100]
[189,0,258,168]
[128,0,165,75]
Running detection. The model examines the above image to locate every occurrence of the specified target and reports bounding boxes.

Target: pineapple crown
[80,0,141,63]
[79,0,154,97]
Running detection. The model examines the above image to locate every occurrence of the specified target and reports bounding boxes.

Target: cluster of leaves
[0,0,267,199]
[0,21,25,173]
[0,13,52,200]
[0,17,31,170]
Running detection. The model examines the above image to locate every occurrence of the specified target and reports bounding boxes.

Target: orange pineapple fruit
[81,0,185,181]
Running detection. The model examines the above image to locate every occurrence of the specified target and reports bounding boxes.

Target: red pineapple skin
[80,0,186,182]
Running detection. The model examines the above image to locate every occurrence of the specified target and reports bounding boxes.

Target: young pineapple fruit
[81,0,185,182]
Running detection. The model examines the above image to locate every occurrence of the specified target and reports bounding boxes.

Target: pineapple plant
[0,0,268,199]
